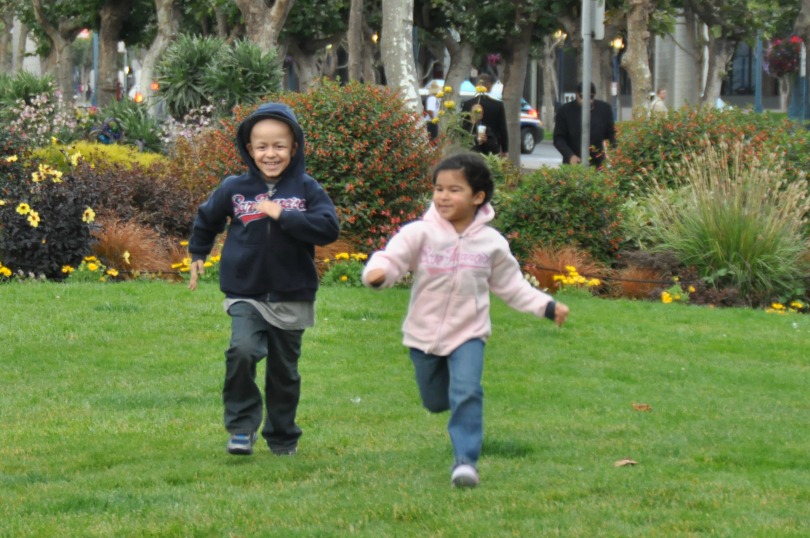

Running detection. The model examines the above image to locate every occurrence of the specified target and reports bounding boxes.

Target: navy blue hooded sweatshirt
[188,103,340,302]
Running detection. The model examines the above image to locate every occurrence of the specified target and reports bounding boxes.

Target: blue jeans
[410,339,485,467]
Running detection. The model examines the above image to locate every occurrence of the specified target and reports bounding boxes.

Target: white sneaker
[451,464,479,488]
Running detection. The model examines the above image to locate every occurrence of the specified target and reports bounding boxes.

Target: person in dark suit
[461,74,508,156]
[553,82,616,168]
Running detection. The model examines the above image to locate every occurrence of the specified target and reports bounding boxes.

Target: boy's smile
[247,119,297,181]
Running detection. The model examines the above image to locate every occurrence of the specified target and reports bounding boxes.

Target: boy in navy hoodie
[187,103,340,456]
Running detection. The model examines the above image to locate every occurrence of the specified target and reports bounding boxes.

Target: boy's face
[246,119,297,181]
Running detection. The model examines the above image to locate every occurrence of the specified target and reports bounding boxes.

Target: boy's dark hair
[432,152,494,204]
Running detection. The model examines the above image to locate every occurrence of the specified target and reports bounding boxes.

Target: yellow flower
[210,255,221,263]
[171,262,184,269]
[82,207,96,223]
[180,240,189,246]
[16,203,31,215]
[51,136,58,145]
[587,278,601,287]
[69,152,82,167]
[443,100,456,110]
[688,285,696,293]
[431,117,439,124]
[789,301,804,309]
[340,275,348,282]
[436,91,445,99]
[203,261,213,268]
[770,302,785,310]
[31,171,43,182]
[0,266,11,278]
[444,85,452,93]
[84,256,98,262]
[122,251,131,265]
[61,265,74,274]
[351,253,368,261]
[438,110,446,117]
[87,263,99,271]
[335,252,350,260]
[27,211,40,228]
[475,85,488,94]
[4,155,18,162]
[106,268,119,277]
[661,291,673,304]
[0,199,6,206]
[323,258,331,264]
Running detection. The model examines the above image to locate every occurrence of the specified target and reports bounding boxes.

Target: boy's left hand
[257,199,282,220]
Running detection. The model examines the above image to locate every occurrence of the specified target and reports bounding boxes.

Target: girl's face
[432,169,485,233]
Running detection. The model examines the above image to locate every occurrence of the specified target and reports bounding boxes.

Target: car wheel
[520,127,536,154]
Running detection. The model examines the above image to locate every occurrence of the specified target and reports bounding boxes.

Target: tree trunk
[97,0,135,108]
[796,0,810,41]
[502,23,533,167]
[443,35,475,105]
[233,0,295,52]
[779,76,791,112]
[142,0,180,111]
[12,22,29,73]
[348,0,364,81]
[0,12,13,74]
[542,35,559,134]
[701,35,735,106]
[623,0,654,118]
[380,0,421,113]
[31,0,81,106]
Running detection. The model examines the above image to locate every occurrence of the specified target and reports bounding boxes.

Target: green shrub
[97,99,163,153]
[645,140,810,305]
[609,106,810,199]
[493,166,623,263]
[0,144,98,279]
[156,35,283,119]
[195,80,440,250]
[0,72,56,118]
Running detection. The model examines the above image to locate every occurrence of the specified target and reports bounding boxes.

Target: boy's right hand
[554,302,569,327]
[188,259,205,291]
[366,268,386,287]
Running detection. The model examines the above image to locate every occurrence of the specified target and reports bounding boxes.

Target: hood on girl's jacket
[236,103,306,181]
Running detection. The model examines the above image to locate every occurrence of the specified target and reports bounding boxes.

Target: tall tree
[685,0,789,105]
[381,0,421,112]
[96,0,134,107]
[141,0,180,107]
[623,0,655,117]
[233,0,295,52]
[348,0,364,81]
[29,0,91,104]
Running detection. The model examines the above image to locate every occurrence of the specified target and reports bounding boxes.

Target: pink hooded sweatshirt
[362,202,556,356]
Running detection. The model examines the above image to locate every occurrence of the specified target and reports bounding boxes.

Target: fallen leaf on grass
[632,402,652,412]
[614,458,639,467]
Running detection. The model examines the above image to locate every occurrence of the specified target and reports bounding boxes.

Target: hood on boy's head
[236,102,306,180]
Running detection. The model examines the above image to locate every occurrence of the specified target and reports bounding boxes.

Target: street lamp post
[610,37,623,122]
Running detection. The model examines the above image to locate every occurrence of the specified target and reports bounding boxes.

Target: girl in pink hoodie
[362,152,569,488]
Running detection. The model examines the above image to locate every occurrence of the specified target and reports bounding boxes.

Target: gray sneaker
[227,433,258,455]
[270,446,297,456]
[451,464,479,488]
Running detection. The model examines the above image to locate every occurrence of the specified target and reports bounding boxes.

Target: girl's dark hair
[431,152,494,204]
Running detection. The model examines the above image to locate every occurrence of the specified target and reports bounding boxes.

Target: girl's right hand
[189,259,205,291]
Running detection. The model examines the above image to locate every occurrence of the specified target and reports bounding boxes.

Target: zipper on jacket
[431,233,463,354]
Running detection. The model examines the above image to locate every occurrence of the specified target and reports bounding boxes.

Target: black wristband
[544,301,557,321]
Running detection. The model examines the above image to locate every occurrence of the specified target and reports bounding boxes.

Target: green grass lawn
[1,281,808,537]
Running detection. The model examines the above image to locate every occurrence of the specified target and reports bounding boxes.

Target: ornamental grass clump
[645,139,810,305]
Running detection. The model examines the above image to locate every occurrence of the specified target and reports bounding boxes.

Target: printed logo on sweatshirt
[232,194,308,225]
[421,245,491,276]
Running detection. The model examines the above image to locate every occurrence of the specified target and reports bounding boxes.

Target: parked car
[519,99,544,154]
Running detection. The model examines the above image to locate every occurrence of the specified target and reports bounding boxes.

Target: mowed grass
[1,281,808,537]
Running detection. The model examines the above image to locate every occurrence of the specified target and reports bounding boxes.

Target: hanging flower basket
[764,35,804,78]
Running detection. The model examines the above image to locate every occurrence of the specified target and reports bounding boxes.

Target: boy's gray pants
[223,301,303,452]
